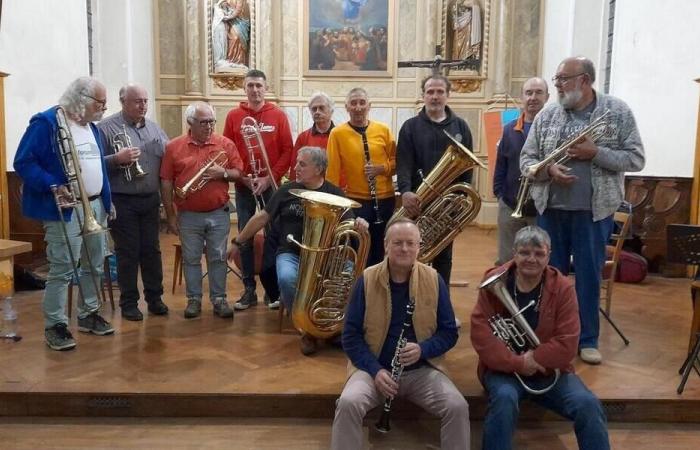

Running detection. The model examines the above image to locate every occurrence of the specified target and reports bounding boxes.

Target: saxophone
[286,189,370,339]
[390,130,486,263]
[375,297,416,434]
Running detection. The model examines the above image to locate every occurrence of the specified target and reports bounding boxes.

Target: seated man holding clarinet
[471,225,609,450]
[330,218,469,450]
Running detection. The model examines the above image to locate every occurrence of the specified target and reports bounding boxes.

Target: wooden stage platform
[1,228,699,426]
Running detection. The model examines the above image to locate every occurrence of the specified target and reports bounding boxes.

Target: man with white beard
[519,56,645,365]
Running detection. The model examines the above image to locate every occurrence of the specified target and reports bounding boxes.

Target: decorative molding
[210,73,244,90]
[451,78,482,93]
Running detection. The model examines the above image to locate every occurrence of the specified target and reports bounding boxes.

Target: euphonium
[112,124,148,181]
[54,106,108,236]
[241,116,277,208]
[479,269,560,395]
[512,110,611,218]
[390,130,486,263]
[175,150,228,198]
[287,189,370,339]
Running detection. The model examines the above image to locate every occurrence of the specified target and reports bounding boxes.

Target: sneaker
[78,312,115,336]
[300,333,318,356]
[234,288,258,310]
[184,297,202,319]
[121,305,143,321]
[268,300,281,310]
[147,299,169,316]
[45,323,76,351]
[213,297,234,319]
[579,348,602,365]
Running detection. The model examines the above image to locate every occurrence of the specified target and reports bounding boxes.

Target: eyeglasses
[551,73,585,84]
[82,94,107,108]
[197,119,217,127]
[515,249,550,260]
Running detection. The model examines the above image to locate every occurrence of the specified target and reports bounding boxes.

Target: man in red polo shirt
[289,91,335,182]
[223,69,293,311]
[161,101,243,319]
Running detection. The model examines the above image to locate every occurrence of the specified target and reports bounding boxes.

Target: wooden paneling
[7,172,45,268]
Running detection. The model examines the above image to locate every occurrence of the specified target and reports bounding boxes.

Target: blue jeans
[42,199,107,328]
[537,210,613,348]
[235,187,273,289]
[276,252,299,310]
[178,206,230,301]
[482,370,609,450]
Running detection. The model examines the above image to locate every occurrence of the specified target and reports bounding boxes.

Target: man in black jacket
[396,75,473,285]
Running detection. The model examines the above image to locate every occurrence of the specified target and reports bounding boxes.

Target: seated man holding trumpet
[471,225,609,450]
[160,101,243,320]
[228,146,369,355]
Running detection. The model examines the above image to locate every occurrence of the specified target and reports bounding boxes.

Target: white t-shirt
[69,122,104,197]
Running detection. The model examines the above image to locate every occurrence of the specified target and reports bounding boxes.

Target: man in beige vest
[330,218,469,449]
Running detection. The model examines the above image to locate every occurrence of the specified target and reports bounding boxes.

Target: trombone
[240,116,277,209]
[112,124,148,181]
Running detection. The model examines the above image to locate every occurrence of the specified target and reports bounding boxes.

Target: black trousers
[108,192,164,307]
[350,197,396,267]
[431,242,453,286]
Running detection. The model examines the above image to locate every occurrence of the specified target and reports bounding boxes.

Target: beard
[558,87,583,109]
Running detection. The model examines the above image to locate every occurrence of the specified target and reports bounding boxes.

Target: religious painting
[209,0,254,74]
[303,0,394,77]
[441,0,491,81]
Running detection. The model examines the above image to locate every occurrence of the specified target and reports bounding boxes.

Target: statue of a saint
[451,0,482,62]
[212,0,251,73]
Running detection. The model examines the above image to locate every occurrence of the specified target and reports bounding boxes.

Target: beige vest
[347,259,447,378]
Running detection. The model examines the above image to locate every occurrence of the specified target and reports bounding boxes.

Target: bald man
[99,84,170,321]
[493,77,549,265]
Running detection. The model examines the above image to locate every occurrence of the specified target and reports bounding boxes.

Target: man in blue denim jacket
[520,57,645,364]
[14,77,114,351]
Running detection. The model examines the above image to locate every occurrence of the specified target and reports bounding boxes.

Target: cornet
[175,150,228,198]
[112,124,148,181]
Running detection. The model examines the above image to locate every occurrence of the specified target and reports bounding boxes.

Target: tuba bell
[479,269,560,395]
[286,189,370,339]
[390,130,486,263]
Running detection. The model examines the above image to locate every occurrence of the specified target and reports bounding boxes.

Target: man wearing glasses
[520,56,645,364]
[160,102,243,320]
[14,77,115,351]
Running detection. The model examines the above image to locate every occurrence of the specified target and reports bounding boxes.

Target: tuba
[512,110,611,218]
[112,124,148,181]
[390,130,486,263]
[287,189,370,339]
[175,150,228,198]
[479,269,560,395]
[240,116,277,208]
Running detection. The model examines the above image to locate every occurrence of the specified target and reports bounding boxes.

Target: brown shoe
[300,333,318,356]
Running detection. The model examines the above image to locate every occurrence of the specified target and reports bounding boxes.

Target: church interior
[1,1,700,448]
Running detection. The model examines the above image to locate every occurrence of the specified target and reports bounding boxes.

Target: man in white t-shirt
[14,77,116,351]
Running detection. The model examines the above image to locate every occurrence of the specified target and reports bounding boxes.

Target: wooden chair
[171,242,241,294]
[67,254,117,317]
[601,211,632,316]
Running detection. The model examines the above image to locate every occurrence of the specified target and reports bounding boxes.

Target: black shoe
[234,288,258,310]
[147,299,169,316]
[121,305,143,321]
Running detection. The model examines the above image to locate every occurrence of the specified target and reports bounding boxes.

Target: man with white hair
[14,76,114,351]
[160,101,244,320]
[289,92,336,181]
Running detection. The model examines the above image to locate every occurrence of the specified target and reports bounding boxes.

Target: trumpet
[240,116,277,208]
[479,269,560,395]
[512,110,610,218]
[112,124,148,181]
[175,150,228,198]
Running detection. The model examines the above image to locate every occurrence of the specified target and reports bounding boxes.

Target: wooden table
[0,239,32,296]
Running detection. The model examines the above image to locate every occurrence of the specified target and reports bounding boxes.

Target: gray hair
[58,77,103,118]
[384,218,420,242]
[345,87,369,103]
[513,225,551,250]
[308,91,334,111]
[184,101,215,124]
[298,146,328,174]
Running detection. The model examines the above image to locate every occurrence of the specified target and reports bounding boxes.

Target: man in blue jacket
[493,77,549,264]
[14,76,115,351]
[396,74,473,286]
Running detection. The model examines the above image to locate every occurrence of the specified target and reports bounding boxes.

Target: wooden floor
[2,227,700,447]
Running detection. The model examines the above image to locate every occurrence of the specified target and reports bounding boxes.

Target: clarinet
[359,130,383,224]
[375,297,416,434]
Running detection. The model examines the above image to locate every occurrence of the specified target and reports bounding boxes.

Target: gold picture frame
[303,0,395,78]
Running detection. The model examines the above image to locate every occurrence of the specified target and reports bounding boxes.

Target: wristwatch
[231,237,241,247]
[223,170,229,181]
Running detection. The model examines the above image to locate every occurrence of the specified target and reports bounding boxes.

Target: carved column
[255,0,278,95]
[489,0,513,100]
[184,0,204,96]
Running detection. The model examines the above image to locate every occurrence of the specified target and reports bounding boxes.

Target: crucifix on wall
[397,45,479,76]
